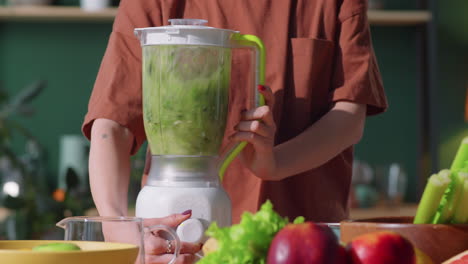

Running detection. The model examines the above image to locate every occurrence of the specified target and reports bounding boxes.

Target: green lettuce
[198,200,304,264]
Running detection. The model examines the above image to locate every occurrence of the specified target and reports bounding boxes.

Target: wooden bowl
[340,217,468,264]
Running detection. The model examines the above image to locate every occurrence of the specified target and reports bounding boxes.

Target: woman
[83,0,387,263]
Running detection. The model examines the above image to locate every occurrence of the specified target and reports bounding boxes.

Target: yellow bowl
[0,240,139,264]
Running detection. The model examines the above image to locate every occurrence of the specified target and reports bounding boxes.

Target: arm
[233,87,366,181]
[89,118,134,216]
[90,118,203,263]
[274,101,366,179]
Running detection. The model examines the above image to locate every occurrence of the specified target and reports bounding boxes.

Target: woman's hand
[143,212,202,264]
[103,212,201,264]
[231,85,280,181]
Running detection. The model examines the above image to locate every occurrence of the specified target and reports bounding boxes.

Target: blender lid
[134,18,238,47]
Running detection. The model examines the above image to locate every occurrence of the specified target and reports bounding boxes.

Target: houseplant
[0,80,81,240]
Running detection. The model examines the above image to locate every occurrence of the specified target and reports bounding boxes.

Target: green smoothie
[143,45,231,156]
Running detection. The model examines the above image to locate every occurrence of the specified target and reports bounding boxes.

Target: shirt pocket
[290,37,335,123]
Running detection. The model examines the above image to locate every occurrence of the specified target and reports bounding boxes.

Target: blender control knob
[176,218,205,244]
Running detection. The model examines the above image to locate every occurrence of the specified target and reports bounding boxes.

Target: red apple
[336,244,350,264]
[267,222,347,264]
[348,231,416,264]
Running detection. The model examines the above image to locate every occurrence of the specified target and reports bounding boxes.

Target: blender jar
[134,19,266,243]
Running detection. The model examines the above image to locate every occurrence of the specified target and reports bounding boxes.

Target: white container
[80,0,110,12]
[57,134,89,190]
[135,156,231,244]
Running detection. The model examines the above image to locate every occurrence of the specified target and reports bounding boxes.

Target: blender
[134,19,266,244]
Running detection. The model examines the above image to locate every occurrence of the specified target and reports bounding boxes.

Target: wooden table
[349,204,418,220]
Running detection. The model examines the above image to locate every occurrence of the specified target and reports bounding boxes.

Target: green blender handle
[219,33,266,180]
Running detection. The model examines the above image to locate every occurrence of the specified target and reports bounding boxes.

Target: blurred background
[0,0,466,239]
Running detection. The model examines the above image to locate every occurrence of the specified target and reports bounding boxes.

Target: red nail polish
[258,85,265,91]
[181,209,192,215]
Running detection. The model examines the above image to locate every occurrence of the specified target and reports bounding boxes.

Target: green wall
[352,0,468,202]
[0,22,111,185]
[355,27,419,201]
[436,0,468,169]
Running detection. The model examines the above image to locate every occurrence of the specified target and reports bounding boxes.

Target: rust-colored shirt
[83,0,387,223]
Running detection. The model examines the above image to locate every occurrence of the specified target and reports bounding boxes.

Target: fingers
[236,102,276,144]
[235,120,275,138]
[145,253,196,264]
[233,85,276,147]
[145,232,202,255]
[241,85,275,126]
[241,105,275,128]
[235,120,273,138]
[180,242,203,254]
[142,213,200,264]
[231,132,273,152]
[173,254,198,264]
[144,234,168,255]
[143,211,191,229]
[258,85,275,108]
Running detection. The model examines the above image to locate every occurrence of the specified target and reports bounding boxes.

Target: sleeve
[81,0,161,154]
[331,3,388,116]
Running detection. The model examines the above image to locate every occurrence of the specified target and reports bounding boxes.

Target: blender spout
[56,216,84,229]
[56,217,71,229]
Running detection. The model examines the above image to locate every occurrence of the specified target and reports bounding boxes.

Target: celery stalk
[435,170,468,224]
[433,171,457,224]
[452,173,468,224]
[414,170,451,224]
[450,137,468,171]
[430,137,468,224]
[438,171,466,223]
[447,172,468,220]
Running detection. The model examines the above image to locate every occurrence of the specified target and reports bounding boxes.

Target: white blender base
[136,185,231,242]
